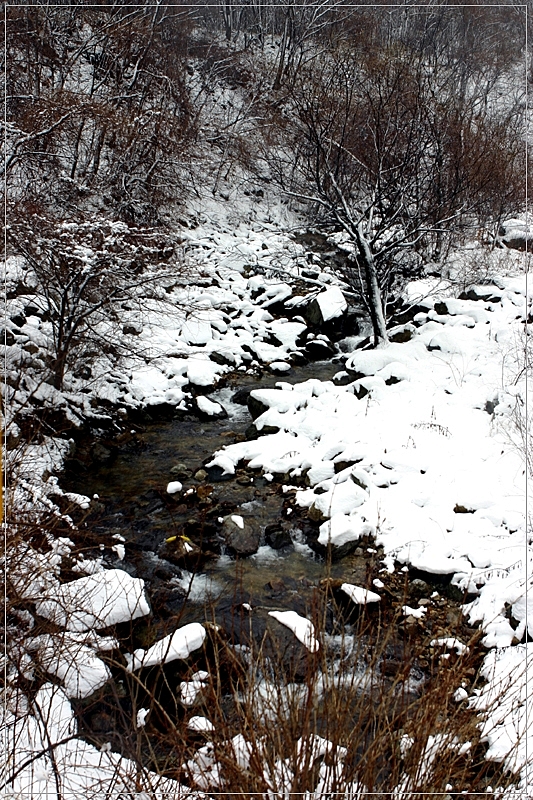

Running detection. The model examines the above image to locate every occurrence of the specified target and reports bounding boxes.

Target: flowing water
[63,360,371,612]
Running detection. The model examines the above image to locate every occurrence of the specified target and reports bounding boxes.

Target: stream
[60,342,487,791]
[63,360,375,620]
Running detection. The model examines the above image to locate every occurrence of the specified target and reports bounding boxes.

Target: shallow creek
[63,360,373,617]
[61,358,487,790]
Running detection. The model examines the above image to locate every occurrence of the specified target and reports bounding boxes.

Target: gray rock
[265,523,293,550]
[123,323,143,335]
[502,230,533,252]
[170,463,189,478]
[305,339,335,360]
[222,514,261,556]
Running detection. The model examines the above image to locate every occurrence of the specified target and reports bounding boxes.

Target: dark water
[63,360,369,607]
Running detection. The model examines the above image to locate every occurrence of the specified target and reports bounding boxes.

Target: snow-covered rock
[125,623,206,671]
[268,610,320,653]
[34,569,151,632]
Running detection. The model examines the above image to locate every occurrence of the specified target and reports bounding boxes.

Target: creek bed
[62,360,364,608]
[61,358,489,791]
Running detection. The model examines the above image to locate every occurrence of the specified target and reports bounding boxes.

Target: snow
[196,395,224,415]
[431,637,469,655]
[166,480,183,494]
[5,161,532,793]
[180,671,210,706]
[125,622,206,671]
[32,633,114,699]
[270,360,291,373]
[402,605,426,618]
[470,644,533,774]
[340,584,381,604]
[268,610,320,653]
[316,286,347,321]
[188,715,215,732]
[0,682,190,799]
[208,269,529,661]
[34,569,151,632]
[136,708,150,727]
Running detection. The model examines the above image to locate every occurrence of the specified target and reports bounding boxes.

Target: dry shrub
[81,574,521,798]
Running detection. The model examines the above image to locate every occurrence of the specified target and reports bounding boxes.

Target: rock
[6,429,21,450]
[409,578,431,599]
[194,396,228,419]
[23,342,40,355]
[267,578,286,593]
[304,287,347,327]
[204,464,233,483]
[389,325,415,343]
[10,313,26,327]
[305,338,335,360]
[91,442,115,464]
[89,711,114,733]
[0,329,15,346]
[222,514,261,556]
[194,469,208,481]
[231,387,252,405]
[265,522,293,550]
[255,608,319,682]
[211,350,238,367]
[248,392,270,420]
[123,323,143,335]
[307,504,326,523]
[332,370,353,386]
[461,285,502,303]
[269,361,291,374]
[158,534,203,567]
[170,463,189,478]
[500,227,533,252]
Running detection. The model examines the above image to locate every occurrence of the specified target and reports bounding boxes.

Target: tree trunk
[51,351,67,390]
[354,224,388,346]
[272,12,290,90]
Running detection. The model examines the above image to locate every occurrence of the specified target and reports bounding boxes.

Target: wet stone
[170,463,189,478]
[221,514,261,556]
[265,522,293,550]
[204,464,233,483]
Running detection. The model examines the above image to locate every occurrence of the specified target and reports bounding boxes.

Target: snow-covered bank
[205,259,532,789]
[208,269,530,644]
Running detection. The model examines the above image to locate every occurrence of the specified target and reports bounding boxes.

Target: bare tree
[8,209,179,390]
[3,3,197,222]
[281,17,524,345]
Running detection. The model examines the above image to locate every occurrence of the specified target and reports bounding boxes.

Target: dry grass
[1,486,522,798]
[74,574,520,798]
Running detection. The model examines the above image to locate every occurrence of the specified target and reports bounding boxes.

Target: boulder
[304,338,335,360]
[248,392,270,420]
[123,322,143,335]
[499,219,533,252]
[264,522,293,550]
[304,287,347,327]
[231,387,252,405]
[193,396,228,419]
[222,514,261,556]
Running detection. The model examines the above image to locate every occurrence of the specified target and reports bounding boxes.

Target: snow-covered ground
[3,191,531,795]
[205,251,532,792]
